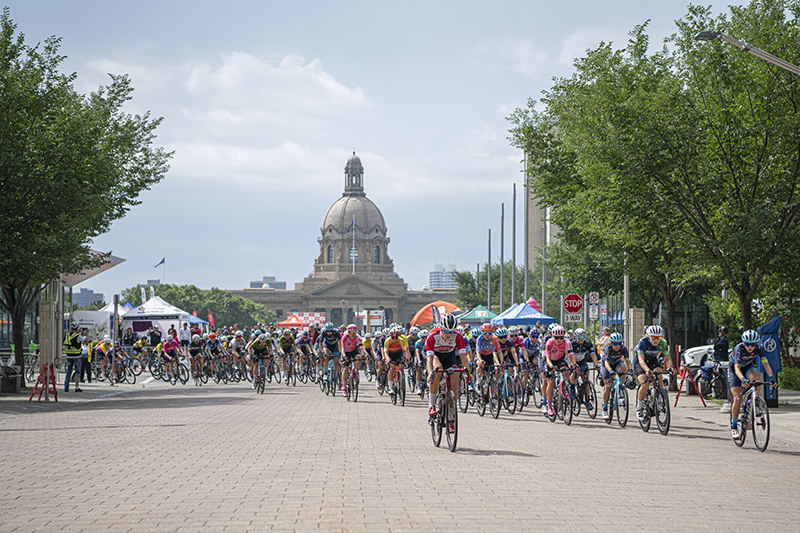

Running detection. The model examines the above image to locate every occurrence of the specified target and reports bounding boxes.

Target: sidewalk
[672,387,800,447]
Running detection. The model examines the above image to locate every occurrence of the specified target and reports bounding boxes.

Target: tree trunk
[12,311,25,384]
[739,295,753,331]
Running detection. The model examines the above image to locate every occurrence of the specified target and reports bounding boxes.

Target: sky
[7,0,739,299]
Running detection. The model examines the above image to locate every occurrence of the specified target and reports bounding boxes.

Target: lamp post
[694,30,800,76]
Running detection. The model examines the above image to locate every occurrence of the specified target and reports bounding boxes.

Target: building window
[276,309,284,318]
[332,308,342,320]
[349,245,358,263]
[327,245,333,263]
[374,245,380,264]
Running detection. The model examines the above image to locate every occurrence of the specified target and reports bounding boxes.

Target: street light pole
[695,31,800,76]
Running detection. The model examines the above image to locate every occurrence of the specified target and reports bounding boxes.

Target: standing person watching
[149,325,162,348]
[178,322,191,349]
[80,329,92,383]
[713,326,729,362]
[63,324,83,392]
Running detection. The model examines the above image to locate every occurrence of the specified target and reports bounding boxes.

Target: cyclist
[729,329,778,438]
[340,324,365,397]
[415,329,429,393]
[406,327,420,391]
[372,329,386,390]
[508,326,528,392]
[543,325,574,417]
[426,314,469,431]
[187,334,206,376]
[296,330,314,373]
[161,334,182,378]
[278,329,297,380]
[570,328,598,411]
[319,322,342,390]
[634,325,674,421]
[495,327,519,381]
[229,331,248,369]
[248,332,273,388]
[600,332,630,419]
[205,332,225,373]
[474,323,501,383]
[383,325,410,397]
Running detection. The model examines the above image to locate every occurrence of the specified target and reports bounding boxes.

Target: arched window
[374,245,380,264]
[349,245,358,264]
[327,245,333,263]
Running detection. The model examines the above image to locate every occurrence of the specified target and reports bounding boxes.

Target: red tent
[276,314,309,328]
[410,301,461,326]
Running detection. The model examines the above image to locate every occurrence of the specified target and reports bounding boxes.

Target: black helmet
[718,326,728,334]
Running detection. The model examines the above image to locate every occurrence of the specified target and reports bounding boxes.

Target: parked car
[679,344,729,398]
[681,344,714,367]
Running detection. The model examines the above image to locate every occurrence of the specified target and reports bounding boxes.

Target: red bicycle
[430,367,467,452]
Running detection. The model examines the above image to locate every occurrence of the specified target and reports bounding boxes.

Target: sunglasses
[650,336,662,342]
[441,328,457,334]
[612,342,622,346]
[744,342,757,348]
[554,336,564,340]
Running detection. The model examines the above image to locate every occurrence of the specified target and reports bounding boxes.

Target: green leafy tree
[0,9,172,376]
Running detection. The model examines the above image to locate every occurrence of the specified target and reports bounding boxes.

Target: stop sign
[563,294,583,313]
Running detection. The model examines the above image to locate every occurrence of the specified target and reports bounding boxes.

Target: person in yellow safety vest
[64,324,82,357]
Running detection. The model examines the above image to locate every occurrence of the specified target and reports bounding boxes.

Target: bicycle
[342,355,361,402]
[603,371,629,428]
[430,367,467,452]
[254,356,267,395]
[458,368,472,413]
[284,352,296,387]
[388,358,407,406]
[553,367,572,425]
[695,359,728,400]
[638,370,672,435]
[499,362,518,415]
[528,369,543,409]
[570,368,598,420]
[732,380,771,451]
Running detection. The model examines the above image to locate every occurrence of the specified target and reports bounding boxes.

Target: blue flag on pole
[154,257,165,268]
[757,317,781,403]
[347,219,354,233]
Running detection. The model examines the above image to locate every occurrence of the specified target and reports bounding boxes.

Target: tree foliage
[120,284,276,328]
[0,8,172,374]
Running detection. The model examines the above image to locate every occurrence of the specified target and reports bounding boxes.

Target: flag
[154,257,165,268]
[431,304,441,326]
[140,286,146,304]
[347,217,354,233]
[192,311,197,317]
[207,313,215,328]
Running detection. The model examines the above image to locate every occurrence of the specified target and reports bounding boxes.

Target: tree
[0,9,172,377]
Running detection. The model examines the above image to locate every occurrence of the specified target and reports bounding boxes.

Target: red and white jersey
[425,328,467,357]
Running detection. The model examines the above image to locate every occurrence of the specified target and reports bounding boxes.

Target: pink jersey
[162,338,180,354]
[543,338,573,361]
[341,333,362,353]
[513,336,525,351]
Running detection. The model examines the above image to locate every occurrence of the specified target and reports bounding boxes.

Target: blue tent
[491,303,556,326]
[188,314,208,325]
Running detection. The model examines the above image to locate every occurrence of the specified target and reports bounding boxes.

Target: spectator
[178,322,191,348]
[168,323,178,339]
[64,324,83,393]
[713,326,729,362]
[123,327,136,347]
[80,328,92,383]
[190,323,202,338]
[149,325,162,347]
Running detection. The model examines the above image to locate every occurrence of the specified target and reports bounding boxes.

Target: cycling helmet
[529,328,540,338]
[609,332,623,343]
[258,333,268,343]
[389,327,401,338]
[551,326,566,337]
[283,329,291,335]
[140,337,149,344]
[192,334,200,341]
[420,329,429,337]
[203,333,209,340]
[440,313,458,332]
[219,335,227,343]
[508,326,519,336]
[374,329,382,337]
[574,328,586,338]
[495,327,508,338]
[409,326,420,335]
[718,326,728,334]
[114,341,121,348]
[302,331,309,337]
[346,324,357,332]
[339,325,346,331]
[209,332,217,340]
[742,330,759,343]
[480,322,494,332]
[103,336,111,343]
[234,330,243,337]
[471,327,481,338]
[324,322,335,331]
[364,332,372,339]
[548,323,558,333]
[646,325,664,337]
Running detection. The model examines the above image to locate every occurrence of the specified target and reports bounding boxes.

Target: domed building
[231,153,454,327]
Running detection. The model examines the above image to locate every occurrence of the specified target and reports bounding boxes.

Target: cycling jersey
[425,328,467,369]
[320,330,342,349]
[572,339,595,362]
[543,338,573,361]
[205,339,223,353]
[603,344,628,367]
[362,337,372,351]
[383,335,408,354]
[279,336,296,352]
[524,337,540,358]
[636,337,668,363]
[475,334,499,357]
[250,339,271,354]
[415,338,425,356]
[730,342,767,368]
[497,338,516,361]
[341,333,362,354]
[229,338,247,353]
[511,336,525,351]
[187,340,204,354]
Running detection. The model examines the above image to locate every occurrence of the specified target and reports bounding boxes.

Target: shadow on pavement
[457,447,538,458]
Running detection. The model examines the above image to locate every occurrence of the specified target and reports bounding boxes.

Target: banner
[757,317,781,402]
[207,313,215,328]
[140,286,146,304]
[431,304,441,326]
[149,286,155,300]
[192,311,197,317]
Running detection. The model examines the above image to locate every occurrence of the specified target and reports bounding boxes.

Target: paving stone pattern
[1,379,799,532]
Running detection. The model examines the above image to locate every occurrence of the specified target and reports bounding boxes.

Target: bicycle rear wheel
[617,385,629,428]
[475,380,486,417]
[532,374,543,408]
[126,366,137,385]
[655,388,670,436]
[586,381,598,419]
[129,359,142,376]
[561,381,572,426]
[399,373,406,406]
[446,390,458,452]
[352,370,359,403]
[489,380,500,419]
[570,383,581,417]
[458,375,469,413]
[752,395,770,452]
[431,393,443,447]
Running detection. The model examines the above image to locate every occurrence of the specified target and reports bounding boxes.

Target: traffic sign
[340,300,348,308]
[563,294,583,314]
[589,305,599,320]
[565,313,583,323]
[589,292,600,304]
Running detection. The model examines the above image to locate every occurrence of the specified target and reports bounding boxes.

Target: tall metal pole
[487,229,492,312]
[523,156,529,301]
[352,214,355,275]
[541,208,547,316]
[512,184,516,305]
[624,253,630,347]
[500,203,505,313]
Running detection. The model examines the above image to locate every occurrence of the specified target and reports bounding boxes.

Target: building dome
[322,195,386,235]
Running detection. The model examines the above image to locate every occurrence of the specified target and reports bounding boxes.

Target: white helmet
[646,325,664,337]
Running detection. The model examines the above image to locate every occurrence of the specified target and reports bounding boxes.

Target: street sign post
[589,292,600,304]
[563,294,583,323]
[340,300,348,308]
[565,313,583,323]
[589,304,599,320]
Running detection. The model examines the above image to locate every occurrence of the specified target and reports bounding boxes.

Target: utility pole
[512,184,516,305]
[500,203,505,312]
[487,229,491,312]
[523,155,529,301]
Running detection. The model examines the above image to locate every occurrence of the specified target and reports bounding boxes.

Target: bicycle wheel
[201,366,209,384]
[604,389,614,425]
[570,383,581,417]
[516,378,525,412]
[431,393,443,447]
[446,390,458,452]
[507,376,517,414]
[475,380,486,417]
[399,373,406,406]
[561,381,572,426]
[586,381,598,419]
[129,359,142,376]
[489,380,500,419]
[352,370,359,403]
[733,412,747,447]
[617,384,629,428]
[273,361,282,383]
[712,374,728,400]
[655,388,671,436]
[752,395,770,452]
[458,375,469,413]
[178,364,189,385]
[126,366,137,385]
[291,367,297,386]
[500,376,511,413]
[344,371,352,402]
[532,374,543,408]
[554,382,564,421]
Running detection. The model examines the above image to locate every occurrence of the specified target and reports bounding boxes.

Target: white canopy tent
[121,296,193,338]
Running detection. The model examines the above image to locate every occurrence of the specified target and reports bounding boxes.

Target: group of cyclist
[94,313,778,441]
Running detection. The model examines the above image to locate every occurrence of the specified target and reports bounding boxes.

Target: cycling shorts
[728,363,755,388]
[341,349,360,364]
[633,358,661,376]
[575,359,589,373]
[433,348,458,371]
[386,350,404,364]
[479,353,494,366]
[538,354,547,374]
[600,362,627,383]
[549,357,569,371]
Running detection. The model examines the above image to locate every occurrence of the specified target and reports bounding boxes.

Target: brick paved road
[2,378,799,532]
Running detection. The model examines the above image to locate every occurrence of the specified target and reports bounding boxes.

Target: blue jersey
[524,337,540,356]
[730,342,766,368]
[636,337,667,362]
